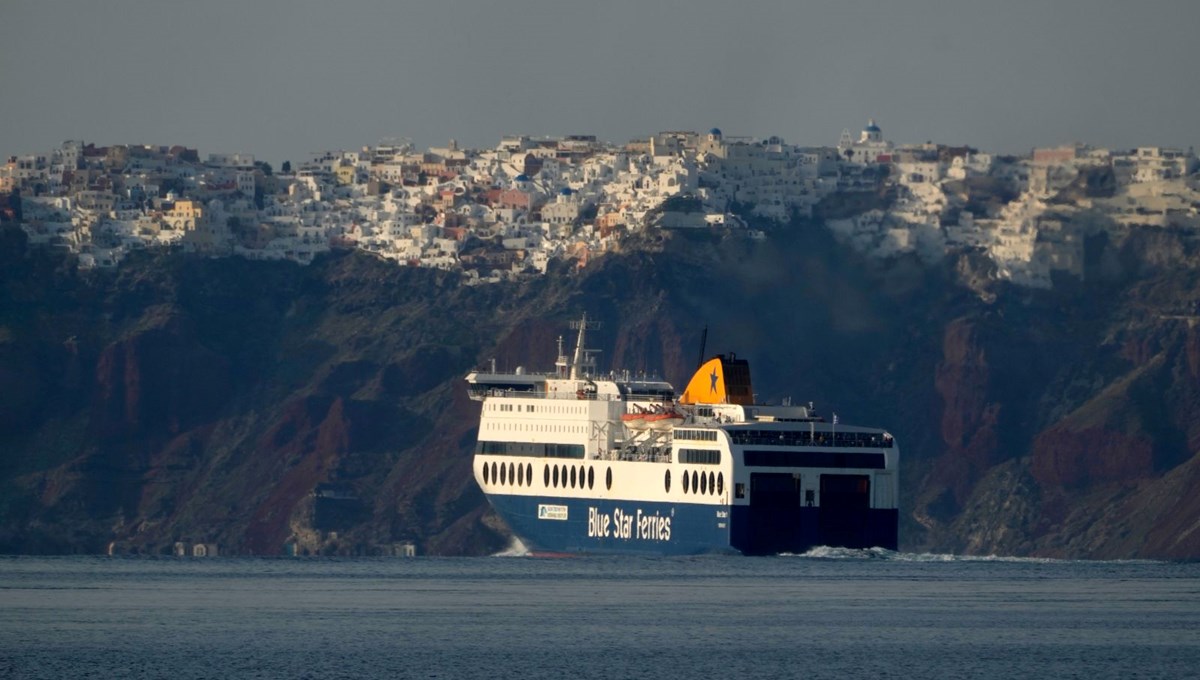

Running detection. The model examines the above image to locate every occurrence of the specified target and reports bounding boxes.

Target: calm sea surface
[1,549,1198,679]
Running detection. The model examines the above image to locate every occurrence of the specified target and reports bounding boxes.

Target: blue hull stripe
[486,493,898,556]
[487,494,733,555]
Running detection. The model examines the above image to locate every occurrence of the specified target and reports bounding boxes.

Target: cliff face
[2,223,1200,558]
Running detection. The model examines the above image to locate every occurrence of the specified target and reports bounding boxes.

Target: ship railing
[598,446,671,464]
[474,388,622,402]
[727,430,895,449]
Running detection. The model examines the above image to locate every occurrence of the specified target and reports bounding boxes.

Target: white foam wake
[788,546,1074,563]
[491,537,530,557]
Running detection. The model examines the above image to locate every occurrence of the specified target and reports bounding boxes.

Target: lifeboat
[623,404,684,431]
[645,410,685,430]
[621,407,649,430]
[619,412,648,429]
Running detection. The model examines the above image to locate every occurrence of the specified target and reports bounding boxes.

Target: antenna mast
[568,314,602,380]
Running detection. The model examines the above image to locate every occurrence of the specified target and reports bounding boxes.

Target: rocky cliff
[2,222,1199,558]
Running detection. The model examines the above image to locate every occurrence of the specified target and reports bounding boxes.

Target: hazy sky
[2,1,1197,164]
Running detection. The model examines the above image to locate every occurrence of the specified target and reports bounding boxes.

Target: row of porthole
[665,469,723,496]
[482,460,614,492]
[484,461,533,487]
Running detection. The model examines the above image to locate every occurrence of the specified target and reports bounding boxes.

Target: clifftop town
[4,121,1198,288]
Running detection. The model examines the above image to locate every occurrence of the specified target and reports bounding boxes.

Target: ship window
[570,466,577,488]
[743,450,885,469]
[683,470,690,494]
[500,462,507,485]
[664,470,671,493]
[561,465,568,488]
[510,463,516,486]
[700,470,708,494]
[491,462,498,484]
[606,467,612,490]
[474,441,584,459]
[679,449,720,465]
[544,464,550,487]
[717,472,724,496]
[527,463,534,486]
[729,429,894,449]
[709,472,716,495]
[587,466,594,489]
[735,482,745,499]
[483,462,490,484]
[553,465,560,487]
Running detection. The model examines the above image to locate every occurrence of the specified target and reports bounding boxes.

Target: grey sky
[2,0,1197,165]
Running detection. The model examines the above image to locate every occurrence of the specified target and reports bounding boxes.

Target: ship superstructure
[466,315,898,555]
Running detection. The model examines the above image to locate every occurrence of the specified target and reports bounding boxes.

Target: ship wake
[786,546,1124,563]
[491,537,530,557]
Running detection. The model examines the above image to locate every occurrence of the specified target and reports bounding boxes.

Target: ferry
[466,316,899,555]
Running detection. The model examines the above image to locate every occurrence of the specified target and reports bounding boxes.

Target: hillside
[2,222,1199,558]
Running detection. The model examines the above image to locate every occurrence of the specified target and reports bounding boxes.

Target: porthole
[500,462,507,485]
[544,464,550,487]
[510,463,516,486]
[516,463,524,487]
[578,465,585,489]
[587,466,595,489]
[708,471,715,495]
[683,470,690,494]
[570,466,577,488]
[491,462,498,485]
[700,470,708,494]
[483,462,490,484]
[560,465,567,489]
[692,471,700,494]
[717,472,724,496]
[606,467,612,490]
[664,470,671,493]
[553,465,560,488]
[527,463,533,486]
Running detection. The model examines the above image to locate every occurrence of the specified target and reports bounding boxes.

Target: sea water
[1,549,1198,679]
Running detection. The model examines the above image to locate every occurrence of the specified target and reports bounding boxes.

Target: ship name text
[587,506,672,542]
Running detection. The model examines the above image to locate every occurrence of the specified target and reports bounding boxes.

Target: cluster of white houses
[3,121,1198,287]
